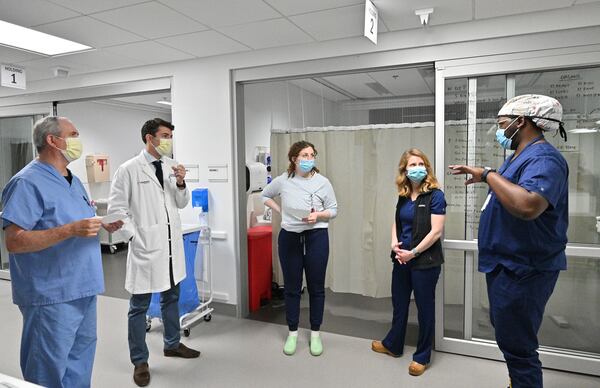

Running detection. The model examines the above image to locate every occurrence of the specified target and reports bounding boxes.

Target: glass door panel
[0,113,47,279]
[440,67,600,376]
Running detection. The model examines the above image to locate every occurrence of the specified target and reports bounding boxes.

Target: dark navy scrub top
[478,140,569,275]
[397,190,446,248]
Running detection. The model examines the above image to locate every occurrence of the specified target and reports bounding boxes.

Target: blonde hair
[396,148,440,197]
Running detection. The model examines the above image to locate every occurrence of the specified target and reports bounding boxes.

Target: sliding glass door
[436,65,600,376]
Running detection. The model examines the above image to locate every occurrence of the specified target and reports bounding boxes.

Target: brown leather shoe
[133,362,150,387]
[164,343,200,358]
[371,340,401,358]
[408,361,428,376]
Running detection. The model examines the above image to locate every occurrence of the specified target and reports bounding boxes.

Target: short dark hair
[141,118,174,143]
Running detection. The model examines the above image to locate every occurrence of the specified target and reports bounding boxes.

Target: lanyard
[289,176,323,212]
[499,135,544,174]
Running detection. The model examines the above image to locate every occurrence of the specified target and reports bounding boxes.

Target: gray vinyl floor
[1,281,599,388]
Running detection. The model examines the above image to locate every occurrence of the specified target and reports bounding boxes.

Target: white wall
[56,100,171,198]
[243,81,343,163]
[1,4,600,307]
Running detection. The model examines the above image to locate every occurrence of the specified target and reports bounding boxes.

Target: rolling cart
[146,207,214,337]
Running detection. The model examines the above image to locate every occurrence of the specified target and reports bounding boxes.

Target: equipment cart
[145,224,214,337]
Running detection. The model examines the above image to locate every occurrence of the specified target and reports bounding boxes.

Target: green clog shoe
[310,335,323,356]
[283,334,297,355]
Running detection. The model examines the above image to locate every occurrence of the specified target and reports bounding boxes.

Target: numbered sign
[1,64,26,90]
[364,0,378,45]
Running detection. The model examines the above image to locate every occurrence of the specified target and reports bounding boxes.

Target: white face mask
[152,137,173,157]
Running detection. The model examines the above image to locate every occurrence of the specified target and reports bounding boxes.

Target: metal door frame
[0,105,54,280]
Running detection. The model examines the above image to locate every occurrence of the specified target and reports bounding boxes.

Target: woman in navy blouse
[371,148,446,377]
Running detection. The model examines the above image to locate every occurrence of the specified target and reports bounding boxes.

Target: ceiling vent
[52,66,70,78]
[365,82,391,96]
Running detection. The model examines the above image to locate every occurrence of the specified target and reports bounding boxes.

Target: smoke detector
[52,66,70,78]
[415,8,434,26]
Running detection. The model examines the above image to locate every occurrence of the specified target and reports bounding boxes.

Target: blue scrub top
[478,141,569,275]
[1,160,104,306]
[397,189,446,248]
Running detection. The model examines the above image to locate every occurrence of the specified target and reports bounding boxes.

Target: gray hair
[33,116,63,152]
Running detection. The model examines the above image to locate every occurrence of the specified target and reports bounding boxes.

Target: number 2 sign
[364,0,378,45]
[1,64,26,90]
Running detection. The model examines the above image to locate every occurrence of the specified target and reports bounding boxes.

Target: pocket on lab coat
[134,224,163,255]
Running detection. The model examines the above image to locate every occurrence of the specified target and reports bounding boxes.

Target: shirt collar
[143,149,161,164]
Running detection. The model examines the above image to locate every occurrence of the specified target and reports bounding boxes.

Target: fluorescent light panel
[0,20,92,56]
[568,128,599,134]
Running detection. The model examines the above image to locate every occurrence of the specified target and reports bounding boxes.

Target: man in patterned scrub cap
[449,95,569,388]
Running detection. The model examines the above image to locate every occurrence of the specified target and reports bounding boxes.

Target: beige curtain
[270,124,434,297]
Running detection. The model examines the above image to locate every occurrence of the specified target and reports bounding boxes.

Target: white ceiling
[0,0,598,82]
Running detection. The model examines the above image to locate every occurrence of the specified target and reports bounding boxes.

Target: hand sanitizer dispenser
[192,188,210,245]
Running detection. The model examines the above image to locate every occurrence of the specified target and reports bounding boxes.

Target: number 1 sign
[1,64,26,90]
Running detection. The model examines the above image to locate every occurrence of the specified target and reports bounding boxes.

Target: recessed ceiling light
[0,20,92,56]
[156,98,172,106]
[568,128,598,134]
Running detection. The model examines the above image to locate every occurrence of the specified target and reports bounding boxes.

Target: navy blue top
[478,140,569,275]
[396,190,446,248]
[1,160,104,306]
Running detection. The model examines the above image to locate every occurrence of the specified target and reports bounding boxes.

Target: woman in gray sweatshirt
[262,140,338,357]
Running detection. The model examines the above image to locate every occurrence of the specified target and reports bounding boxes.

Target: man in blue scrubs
[449,95,568,388]
[1,116,122,388]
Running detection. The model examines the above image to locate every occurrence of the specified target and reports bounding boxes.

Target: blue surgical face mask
[495,117,520,150]
[407,166,427,183]
[298,159,315,173]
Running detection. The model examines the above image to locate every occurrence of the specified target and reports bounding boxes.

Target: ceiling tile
[574,0,600,3]
[375,0,473,31]
[368,68,434,97]
[475,0,574,19]
[157,30,250,57]
[264,0,363,16]
[64,49,145,71]
[322,73,382,99]
[290,4,387,41]
[103,41,195,64]
[35,16,144,48]
[17,56,93,81]
[0,0,80,27]
[0,45,43,64]
[92,2,207,39]
[289,79,348,102]
[47,0,149,14]
[158,0,281,27]
[218,18,314,49]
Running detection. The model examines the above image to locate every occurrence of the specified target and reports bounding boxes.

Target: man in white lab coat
[108,118,200,387]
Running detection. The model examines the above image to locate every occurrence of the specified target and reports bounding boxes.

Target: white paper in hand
[286,207,310,221]
[101,213,127,224]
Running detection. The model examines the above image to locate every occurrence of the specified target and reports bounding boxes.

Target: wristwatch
[481,167,496,183]
[411,248,420,257]
[176,180,186,189]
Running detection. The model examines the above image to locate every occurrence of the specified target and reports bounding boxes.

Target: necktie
[152,160,164,189]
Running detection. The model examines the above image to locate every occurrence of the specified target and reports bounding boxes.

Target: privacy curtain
[270,123,434,298]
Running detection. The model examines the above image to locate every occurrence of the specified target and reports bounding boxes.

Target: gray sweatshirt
[262,172,338,233]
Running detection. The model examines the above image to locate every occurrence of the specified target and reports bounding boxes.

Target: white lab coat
[108,150,190,294]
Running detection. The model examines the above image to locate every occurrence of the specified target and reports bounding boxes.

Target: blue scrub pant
[19,295,97,388]
[278,228,329,331]
[382,263,441,364]
[128,284,181,366]
[486,266,559,388]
